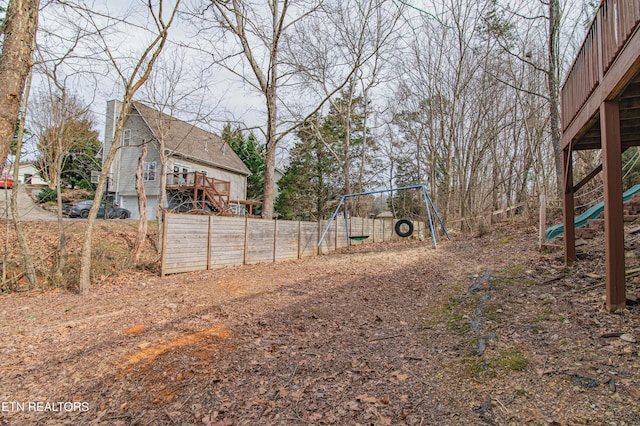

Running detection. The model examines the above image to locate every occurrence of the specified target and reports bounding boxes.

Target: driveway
[0,185,58,221]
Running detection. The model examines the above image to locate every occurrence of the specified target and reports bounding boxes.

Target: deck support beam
[601,100,626,312]
[563,148,576,263]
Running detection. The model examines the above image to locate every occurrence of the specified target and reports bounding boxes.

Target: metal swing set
[318,185,450,249]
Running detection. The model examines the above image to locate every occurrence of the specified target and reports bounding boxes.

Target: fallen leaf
[379,415,392,425]
[356,394,379,404]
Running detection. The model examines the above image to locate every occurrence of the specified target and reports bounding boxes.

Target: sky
[24,0,593,168]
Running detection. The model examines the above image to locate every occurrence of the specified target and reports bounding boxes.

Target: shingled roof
[132,101,250,176]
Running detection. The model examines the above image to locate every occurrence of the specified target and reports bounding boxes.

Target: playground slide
[545,183,640,241]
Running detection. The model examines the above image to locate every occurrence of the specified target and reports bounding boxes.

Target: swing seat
[349,235,370,241]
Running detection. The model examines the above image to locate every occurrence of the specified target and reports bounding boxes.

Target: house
[103,100,251,220]
[1,163,47,186]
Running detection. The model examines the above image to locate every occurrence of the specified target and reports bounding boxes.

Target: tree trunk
[262,88,277,220]
[157,142,167,254]
[548,0,563,196]
[54,95,67,279]
[55,169,66,275]
[0,0,39,169]
[10,72,38,289]
[261,0,282,220]
[129,143,148,265]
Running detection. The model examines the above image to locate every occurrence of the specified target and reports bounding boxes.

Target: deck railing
[165,171,230,197]
[561,0,640,130]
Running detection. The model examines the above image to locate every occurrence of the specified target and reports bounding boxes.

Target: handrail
[561,0,640,130]
[165,171,230,196]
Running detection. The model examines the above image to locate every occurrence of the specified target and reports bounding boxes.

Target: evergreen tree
[276,91,378,220]
[221,123,266,203]
[275,116,340,220]
[60,121,101,190]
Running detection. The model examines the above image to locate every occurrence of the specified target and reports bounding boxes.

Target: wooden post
[539,193,547,249]
[601,100,626,312]
[273,219,278,262]
[297,221,302,259]
[160,212,169,277]
[317,220,322,255]
[372,219,376,243]
[243,216,249,265]
[563,149,576,263]
[207,216,212,270]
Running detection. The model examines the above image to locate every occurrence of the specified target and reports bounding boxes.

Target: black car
[63,200,130,219]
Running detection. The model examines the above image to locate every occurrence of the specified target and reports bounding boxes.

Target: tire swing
[395,218,414,238]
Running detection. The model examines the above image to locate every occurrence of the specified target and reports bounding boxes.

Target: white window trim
[144,161,157,182]
[122,129,131,146]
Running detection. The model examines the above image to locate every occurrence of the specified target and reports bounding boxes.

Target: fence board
[319,220,335,254]
[299,222,318,258]
[163,215,209,274]
[373,219,385,242]
[246,219,276,264]
[336,218,348,249]
[210,216,246,267]
[275,220,299,261]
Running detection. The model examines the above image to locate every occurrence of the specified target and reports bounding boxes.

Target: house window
[173,165,190,184]
[144,161,157,181]
[122,129,131,146]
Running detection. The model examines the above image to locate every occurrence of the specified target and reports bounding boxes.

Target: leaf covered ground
[0,221,639,425]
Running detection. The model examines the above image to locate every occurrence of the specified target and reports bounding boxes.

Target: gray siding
[104,100,122,191]
[117,113,162,197]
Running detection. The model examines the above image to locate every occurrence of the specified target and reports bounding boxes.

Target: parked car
[63,200,130,219]
[0,174,13,189]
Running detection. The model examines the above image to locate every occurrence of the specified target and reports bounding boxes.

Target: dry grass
[0,219,159,292]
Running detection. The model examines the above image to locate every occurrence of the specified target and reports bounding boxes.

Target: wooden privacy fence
[161,213,428,276]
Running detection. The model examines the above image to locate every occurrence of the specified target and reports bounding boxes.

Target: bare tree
[190,0,313,219]
[288,0,402,214]
[480,0,587,197]
[128,142,147,264]
[9,72,38,289]
[30,90,95,279]
[57,0,182,294]
[190,0,397,219]
[547,0,563,195]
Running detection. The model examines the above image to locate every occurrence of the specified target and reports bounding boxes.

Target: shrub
[35,187,57,204]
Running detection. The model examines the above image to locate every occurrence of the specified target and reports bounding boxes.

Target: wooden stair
[202,186,230,214]
[166,171,232,215]
[195,173,231,214]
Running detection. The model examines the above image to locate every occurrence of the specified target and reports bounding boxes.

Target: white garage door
[121,195,159,220]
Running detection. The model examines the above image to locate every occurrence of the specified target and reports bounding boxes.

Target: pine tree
[275,116,340,220]
[222,124,266,202]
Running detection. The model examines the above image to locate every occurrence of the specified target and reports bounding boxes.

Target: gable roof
[131,101,251,176]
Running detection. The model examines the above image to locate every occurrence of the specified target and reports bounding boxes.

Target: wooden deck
[561,0,640,312]
[562,0,640,149]
[166,172,231,214]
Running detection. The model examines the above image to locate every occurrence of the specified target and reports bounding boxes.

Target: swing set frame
[318,185,450,249]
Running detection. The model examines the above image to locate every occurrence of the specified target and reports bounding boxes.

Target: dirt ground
[0,221,639,425]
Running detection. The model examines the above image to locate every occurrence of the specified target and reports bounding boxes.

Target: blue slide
[545,184,640,241]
